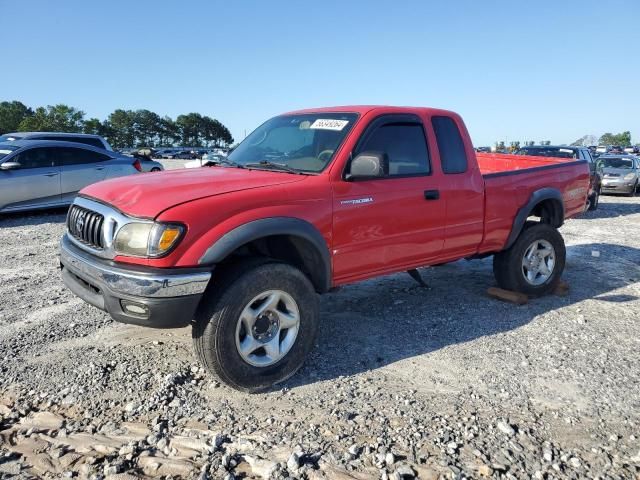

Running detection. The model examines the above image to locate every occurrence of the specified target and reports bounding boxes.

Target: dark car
[516,145,603,210]
[172,150,196,159]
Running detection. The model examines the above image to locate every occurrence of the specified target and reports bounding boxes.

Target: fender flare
[504,188,564,249]
[198,217,332,292]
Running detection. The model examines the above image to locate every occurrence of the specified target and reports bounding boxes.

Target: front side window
[357,123,430,176]
[228,113,358,173]
[432,116,468,174]
[14,147,57,169]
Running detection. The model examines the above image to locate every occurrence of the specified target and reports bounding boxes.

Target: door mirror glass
[347,152,388,180]
[0,161,21,171]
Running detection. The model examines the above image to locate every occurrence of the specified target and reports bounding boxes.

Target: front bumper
[60,234,211,328]
[601,180,635,194]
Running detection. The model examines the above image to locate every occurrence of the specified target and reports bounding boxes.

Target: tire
[493,222,566,297]
[192,260,319,392]
[150,167,161,172]
[587,188,599,211]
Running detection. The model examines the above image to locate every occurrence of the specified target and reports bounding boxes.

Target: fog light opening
[120,300,150,318]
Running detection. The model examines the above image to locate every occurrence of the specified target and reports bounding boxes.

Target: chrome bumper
[60,234,210,298]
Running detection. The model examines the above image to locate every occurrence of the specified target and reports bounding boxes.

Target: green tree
[176,113,204,146]
[83,117,108,136]
[18,104,85,132]
[599,131,632,146]
[0,101,33,134]
[104,109,137,149]
[134,109,162,146]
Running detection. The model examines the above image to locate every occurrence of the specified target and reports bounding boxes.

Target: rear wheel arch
[504,188,564,250]
[199,217,331,293]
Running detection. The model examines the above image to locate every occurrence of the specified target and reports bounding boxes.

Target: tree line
[0,100,234,150]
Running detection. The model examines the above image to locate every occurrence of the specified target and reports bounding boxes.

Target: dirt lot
[0,193,639,479]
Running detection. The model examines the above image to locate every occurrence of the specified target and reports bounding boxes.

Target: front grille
[68,205,105,249]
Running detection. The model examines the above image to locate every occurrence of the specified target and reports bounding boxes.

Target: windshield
[0,144,19,160]
[516,147,577,159]
[228,113,358,173]
[600,157,633,169]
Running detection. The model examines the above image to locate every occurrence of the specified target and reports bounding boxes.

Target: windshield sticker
[310,119,349,131]
[0,149,13,154]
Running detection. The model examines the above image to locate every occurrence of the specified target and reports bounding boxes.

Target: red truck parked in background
[60,106,590,391]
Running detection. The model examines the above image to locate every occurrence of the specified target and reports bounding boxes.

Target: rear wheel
[192,260,319,392]
[150,167,161,172]
[493,223,566,297]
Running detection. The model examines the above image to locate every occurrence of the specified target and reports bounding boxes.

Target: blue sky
[2,0,638,146]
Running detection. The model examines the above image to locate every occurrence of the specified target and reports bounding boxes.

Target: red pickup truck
[60,106,589,391]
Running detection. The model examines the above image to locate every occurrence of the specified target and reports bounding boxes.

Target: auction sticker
[310,119,349,131]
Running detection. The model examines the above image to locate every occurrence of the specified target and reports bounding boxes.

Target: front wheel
[587,188,600,211]
[192,260,319,392]
[493,223,566,297]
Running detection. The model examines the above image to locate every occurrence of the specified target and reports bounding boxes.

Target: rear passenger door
[0,147,61,210]
[431,115,485,258]
[59,147,111,202]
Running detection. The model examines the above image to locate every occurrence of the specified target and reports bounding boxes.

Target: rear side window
[358,123,430,176]
[58,147,110,165]
[432,116,468,174]
[33,136,105,149]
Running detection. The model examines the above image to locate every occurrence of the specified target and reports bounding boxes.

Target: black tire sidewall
[494,223,566,296]
[195,262,318,391]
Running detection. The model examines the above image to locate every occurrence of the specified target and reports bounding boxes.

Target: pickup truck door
[0,147,61,211]
[59,147,110,203]
[331,114,446,282]
[430,115,484,258]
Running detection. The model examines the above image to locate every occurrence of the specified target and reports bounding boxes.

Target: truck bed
[476,152,590,254]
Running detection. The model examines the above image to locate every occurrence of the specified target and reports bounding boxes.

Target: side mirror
[346,152,388,180]
[0,161,21,171]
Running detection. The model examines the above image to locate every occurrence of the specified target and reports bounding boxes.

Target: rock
[138,455,196,477]
[496,420,515,437]
[569,457,581,468]
[287,451,301,471]
[22,411,64,431]
[395,464,415,478]
[0,461,22,475]
[244,455,278,479]
[477,464,493,477]
[385,452,395,465]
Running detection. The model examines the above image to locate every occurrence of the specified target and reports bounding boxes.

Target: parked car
[0,132,113,151]
[132,149,164,172]
[598,155,639,196]
[60,106,589,391]
[0,140,142,213]
[184,153,227,168]
[172,150,197,159]
[623,145,640,154]
[515,145,602,210]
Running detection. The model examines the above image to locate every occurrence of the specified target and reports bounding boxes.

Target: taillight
[132,159,142,172]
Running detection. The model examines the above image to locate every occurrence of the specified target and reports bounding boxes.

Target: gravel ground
[0,192,639,480]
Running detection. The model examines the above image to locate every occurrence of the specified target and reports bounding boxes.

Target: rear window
[516,147,577,159]
[432,116,467,174]
[0,134,23,142]
[35,136,105,149]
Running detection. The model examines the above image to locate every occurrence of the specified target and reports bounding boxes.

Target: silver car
[0,140,140,213]
[599,155,640,196]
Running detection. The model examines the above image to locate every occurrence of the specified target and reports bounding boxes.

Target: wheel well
[529,198,563,227]
[215,234,329,293]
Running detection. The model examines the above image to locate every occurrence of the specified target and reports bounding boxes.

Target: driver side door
[0,147,61,211]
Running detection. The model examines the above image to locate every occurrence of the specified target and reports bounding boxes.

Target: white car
[184,153,226,169]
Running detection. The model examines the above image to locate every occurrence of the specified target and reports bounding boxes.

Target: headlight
[114,222,185,257]
[624,173,636,181]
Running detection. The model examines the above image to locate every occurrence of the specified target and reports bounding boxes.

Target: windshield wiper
[244,160,302,174]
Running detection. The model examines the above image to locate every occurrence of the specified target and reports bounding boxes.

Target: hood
[80,167,306,218]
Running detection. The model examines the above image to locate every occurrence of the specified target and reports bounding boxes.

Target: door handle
[43,172,59,177]
[95,166,105,171]
[424,190,440,200]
